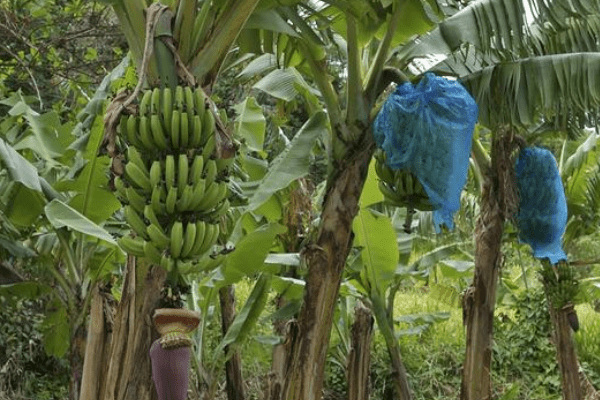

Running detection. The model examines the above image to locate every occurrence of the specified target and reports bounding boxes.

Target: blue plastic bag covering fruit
[373,72,478,231]
[515,147,567,264]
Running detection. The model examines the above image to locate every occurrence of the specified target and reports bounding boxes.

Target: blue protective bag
[373,72,478,231]
[515,147,567,264]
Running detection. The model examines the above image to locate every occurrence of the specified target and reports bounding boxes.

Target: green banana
[170,109,181,149]
[188,179,206,209]
[201,109,215,146]
[190,114,203,148]
[196,181,227,212]
[189,155,204,184]
[180,222,197,258]
[147,223,171,250]
[197,222,219,255]
[150,114,169,150]
[205,198,230,221]
[126,146,149,176]
[201,133,216,159]
[143,204,162,229]
[176,184,194,212]
[124,162,152,193]
[113,176,128,200]
[138,89,152,116]
[170,221,184,259]
[125,186,147,214]
[138,116,155,150]
[194,87,206,120]
[174,85,184,111]
[143,240,163,264]
[124,205,149,239]
[178,153,189,195]
[189,220,206,257]
[180,111,189,148]
[176,259,195,274]
[165,185,178,214]
[203,159,217,187]
[151,87,161,115]
[162,86,173,132]
[160,254,174,272]
[165,155,176,189]
[184,86,195,115]
[125,115,144,148]
[150,186,166,215]
[378,181,404,207]
[193,253,225,273]
[149,160,162,187]
[118,235,146,257]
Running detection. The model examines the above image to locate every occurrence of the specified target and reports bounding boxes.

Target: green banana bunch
[114,85,236,275]
[374,150,433,211]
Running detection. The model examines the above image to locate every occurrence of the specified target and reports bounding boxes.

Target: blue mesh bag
[515,147,567,264]
[373,72,478,231]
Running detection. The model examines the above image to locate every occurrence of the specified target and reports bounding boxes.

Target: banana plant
[388,0,600,396]
[0,59,128,400]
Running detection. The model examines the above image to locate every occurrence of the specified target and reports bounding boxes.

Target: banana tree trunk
[347,302,374,400]
[540,261,583,400]
[80,256,166,400]
[546,299,582,400]
[282,134,374,400]
[461,133,515,400]
[219,285,246,400]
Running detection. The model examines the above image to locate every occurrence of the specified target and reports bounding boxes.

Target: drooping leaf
[237,53,278,79]
[40,301,70,358]
[245,8,299,37]
[253,67,320,101]
[216,274,272,359]
[438,259,474,278]
[234,97,266,152]
[5,184,46,226]
[13,108,74,161]
[0,138,42,192]
[222,223,286,284]
[246,112,326,212]
[359,157,384,207]
[44,199,117,245]
[408,243,462,273]
[353,208,398,293]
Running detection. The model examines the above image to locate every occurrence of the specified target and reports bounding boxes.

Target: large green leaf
[233,97,266,153]
[359,157,384,207]
[60,117,121,223]
[245,112,327,212]
[0,138,42,192]
[237,53,278,79]
[353,208,398,294]
[44,199,117,245]
[461,53,600,127]
[5,184,46,226]
[407,243,463,275]
[11,106,74,162]
[222,223,286,284]
[215,274,272,359]
[40,300,70,358]
[253,67,320,101]
[245,8,299,36]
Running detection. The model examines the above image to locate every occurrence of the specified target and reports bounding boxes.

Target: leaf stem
[364,1,405,104]
[345,13,367,126]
